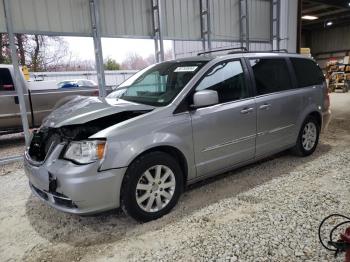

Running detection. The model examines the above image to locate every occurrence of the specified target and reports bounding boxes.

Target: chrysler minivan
[24,50,331,221]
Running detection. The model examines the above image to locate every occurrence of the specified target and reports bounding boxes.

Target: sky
[63,37,173,62]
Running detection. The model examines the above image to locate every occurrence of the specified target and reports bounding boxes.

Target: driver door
[190,59,256,177]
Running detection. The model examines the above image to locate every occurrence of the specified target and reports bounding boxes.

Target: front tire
[121,151,183,222]
[292,116,320,157]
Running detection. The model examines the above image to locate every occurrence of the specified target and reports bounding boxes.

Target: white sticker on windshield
[174,66,198,72]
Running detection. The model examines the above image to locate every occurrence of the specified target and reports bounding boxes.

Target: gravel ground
[0,132,25,177]
[0,132,25,159]
[0,93,349,262]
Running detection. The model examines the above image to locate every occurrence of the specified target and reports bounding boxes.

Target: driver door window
[196,60,248,103]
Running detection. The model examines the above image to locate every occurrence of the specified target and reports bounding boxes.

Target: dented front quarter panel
[91,108,197,180]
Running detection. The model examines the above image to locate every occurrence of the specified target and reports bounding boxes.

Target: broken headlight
[64,140,106,164]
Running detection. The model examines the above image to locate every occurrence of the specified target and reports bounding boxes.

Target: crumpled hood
[42,96,155,128]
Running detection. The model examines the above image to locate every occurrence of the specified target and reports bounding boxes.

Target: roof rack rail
[270,49,288,53]
[197,47,248,56]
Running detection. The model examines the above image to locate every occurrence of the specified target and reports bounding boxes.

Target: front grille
[28,128,62,162]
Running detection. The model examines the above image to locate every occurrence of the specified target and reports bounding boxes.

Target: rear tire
[121,151,183,222]
[292,116,320,157]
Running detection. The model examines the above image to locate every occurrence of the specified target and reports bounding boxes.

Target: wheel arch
[308,111,322,129]
[125,145,189,189]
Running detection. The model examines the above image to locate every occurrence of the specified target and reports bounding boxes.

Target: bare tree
[16,34,26,66]
[0,33,10,64]
[0,33,69,71]
[144,49,173,66]
[121,53,149,70]
[121,49,173,70]
[0,33,30,65]
[0,33,4,64]
[24,35,69,71]
[31,35,41,71]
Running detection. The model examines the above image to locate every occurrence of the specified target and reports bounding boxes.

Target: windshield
[107,61,207,106]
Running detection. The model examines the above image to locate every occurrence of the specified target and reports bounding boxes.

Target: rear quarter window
[290,58,324,88]
[0,68,15,91]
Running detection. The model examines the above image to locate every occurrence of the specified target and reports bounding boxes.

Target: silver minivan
[24,51,331,221]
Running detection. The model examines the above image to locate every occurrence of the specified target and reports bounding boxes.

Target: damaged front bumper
[24,143,126,215]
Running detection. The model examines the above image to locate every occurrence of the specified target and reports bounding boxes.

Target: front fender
[99,113,196,180]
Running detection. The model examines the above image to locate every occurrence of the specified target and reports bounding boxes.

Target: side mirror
[192,90,219,108]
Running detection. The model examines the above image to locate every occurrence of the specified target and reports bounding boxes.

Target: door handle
[14,96,19,104]
[240,107,254,114]
[259,104,271,110]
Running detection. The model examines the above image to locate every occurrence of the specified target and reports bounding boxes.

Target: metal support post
[152,0,165,62]
[200,0,212,51]
[89,0,106,97]
[239,0,244,48]
[3,0,30,146]
[239,0,249,51]
[272,0,281,50]
[245,0,249,50]
[206,0,212,51]
[158,0,165,61]
[200,0,206,51]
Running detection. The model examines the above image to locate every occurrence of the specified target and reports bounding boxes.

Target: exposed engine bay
[28,110,151,162]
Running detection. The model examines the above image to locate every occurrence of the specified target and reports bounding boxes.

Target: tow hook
[319,214,350,261]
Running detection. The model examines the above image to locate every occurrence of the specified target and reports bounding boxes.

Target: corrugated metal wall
[310,25,350,54]
[0,1,5,33]
[210,0,241,41]
[173,40,272,58]
[163,0,201,40]
[279,0,298,52]
[174,0,298,58]
[0,0,298,56]
[247,0,271,41]
[99,0,153,38]
[1,0,273,41]
[9,0,91,36]
[209,0,271,42]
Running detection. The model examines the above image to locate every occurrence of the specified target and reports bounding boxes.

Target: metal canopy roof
[302,0,350,29]
[0,0,272,42]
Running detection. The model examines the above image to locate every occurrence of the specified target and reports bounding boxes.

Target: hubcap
[302,122,317,151]
[135,165,176,213]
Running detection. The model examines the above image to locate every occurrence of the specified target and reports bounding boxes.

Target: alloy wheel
[302,122,317,151]
[135,165,176,213]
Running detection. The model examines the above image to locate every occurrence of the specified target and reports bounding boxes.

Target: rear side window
[290,58,324,88]
[196,60,249,103]
[250,58,293,95]
[0,68,14,91]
